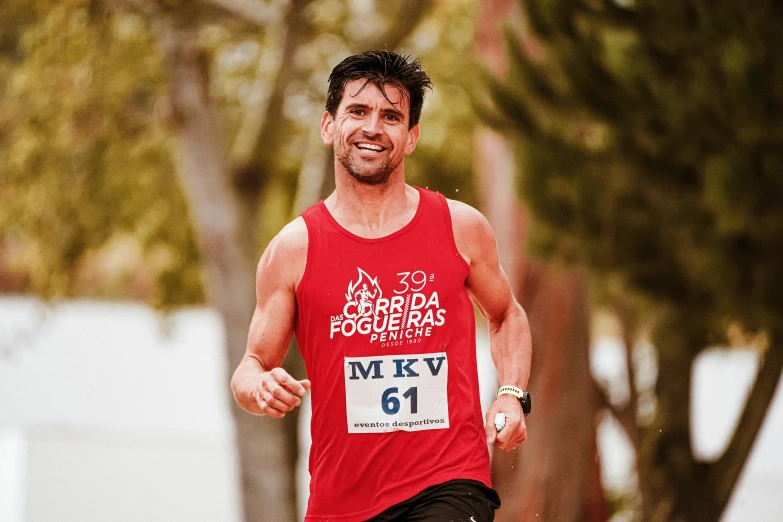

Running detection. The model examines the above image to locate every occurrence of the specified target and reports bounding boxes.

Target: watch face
[522,392,532,415]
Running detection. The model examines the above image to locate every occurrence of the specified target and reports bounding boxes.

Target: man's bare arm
[450,200,532,450]
[230,218,310,418]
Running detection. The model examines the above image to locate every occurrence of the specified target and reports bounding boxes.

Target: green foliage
[489,0,783,340]
[405,0,481,205]
[0,0,202,306]
[0,0,482,307]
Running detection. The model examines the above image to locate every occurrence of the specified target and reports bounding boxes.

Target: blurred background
[1,1,782,521]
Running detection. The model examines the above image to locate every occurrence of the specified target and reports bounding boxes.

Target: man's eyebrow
[343,103,370,111]
[382,107,405,119]
[342,103,406,119]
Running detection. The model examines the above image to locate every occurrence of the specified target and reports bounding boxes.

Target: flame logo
[346,268,383,315]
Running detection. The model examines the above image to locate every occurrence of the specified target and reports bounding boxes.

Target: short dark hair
[326,50,433,129]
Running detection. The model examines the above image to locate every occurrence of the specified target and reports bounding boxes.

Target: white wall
[0,427,27,522]
[22,427,239,522]
[0,298,233,436]
[0,298,241,522]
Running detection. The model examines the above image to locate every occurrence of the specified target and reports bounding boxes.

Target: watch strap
[497,385,531,416]
[497,385,525,399]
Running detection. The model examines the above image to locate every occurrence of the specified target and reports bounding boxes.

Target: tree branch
[707,343,783,515]
[107,0,158,17]
[228,25,287,167]
[593,376,636,447]
[357,0,434,51]
[111,0,281,29]
[155,13,254,266]
[230,0,309,191]
[196,0,282,27]
[290,126,329,219]
[575,0,639,28]
[614,294,641,450]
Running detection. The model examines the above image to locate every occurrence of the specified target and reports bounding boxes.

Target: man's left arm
[450,200,532,451]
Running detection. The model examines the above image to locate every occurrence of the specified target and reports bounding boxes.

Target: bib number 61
[382,387,418,415]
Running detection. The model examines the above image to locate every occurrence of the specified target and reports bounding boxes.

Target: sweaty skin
[231,80,532,452]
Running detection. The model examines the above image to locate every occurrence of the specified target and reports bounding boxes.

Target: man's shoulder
[444,199,496,266]
[276,216,309,247]
[266,216,308,257]
[445,198,493,237]
[257,217,309,289]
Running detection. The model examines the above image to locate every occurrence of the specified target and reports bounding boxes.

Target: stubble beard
[340,149,396,186]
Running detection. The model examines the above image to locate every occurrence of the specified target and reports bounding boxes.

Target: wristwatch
[497,385,532,416]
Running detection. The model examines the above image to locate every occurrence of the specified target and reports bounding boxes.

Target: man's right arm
[230,218,310,418]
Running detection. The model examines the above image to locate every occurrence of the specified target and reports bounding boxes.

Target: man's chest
[304,258,463,353]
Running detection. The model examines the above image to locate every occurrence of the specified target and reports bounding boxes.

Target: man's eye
[385,114,399,121]
[351,109,364,115]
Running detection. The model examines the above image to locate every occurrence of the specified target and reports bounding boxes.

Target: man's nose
[361,112,383,135]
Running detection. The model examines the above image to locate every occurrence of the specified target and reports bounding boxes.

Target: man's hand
[484,394,527,451]
[253,367,311,419]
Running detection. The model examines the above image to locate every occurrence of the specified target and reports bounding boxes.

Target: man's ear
[404,124,420,155]
[321,111,334,146]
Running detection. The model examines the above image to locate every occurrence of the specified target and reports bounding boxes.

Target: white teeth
[356,143,384,152]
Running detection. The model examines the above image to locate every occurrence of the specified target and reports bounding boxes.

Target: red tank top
[296,187,491,520]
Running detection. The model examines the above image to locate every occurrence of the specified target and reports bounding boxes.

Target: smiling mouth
[354,142,387,154]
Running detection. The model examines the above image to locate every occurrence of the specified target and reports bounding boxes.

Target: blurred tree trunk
[156,7,302,521]
[637,312,702,522]
[638,315,783,522]
[474,1,606,521]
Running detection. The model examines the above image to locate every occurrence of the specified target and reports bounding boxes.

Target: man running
[231,50,532,521]
[356,283,377,317]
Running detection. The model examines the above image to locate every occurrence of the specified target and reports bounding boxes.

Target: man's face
[321,79,420,185]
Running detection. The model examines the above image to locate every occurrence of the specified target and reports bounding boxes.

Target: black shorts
[366,479,501,522]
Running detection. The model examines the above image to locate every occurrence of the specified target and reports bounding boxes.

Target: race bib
[344,352,449,433]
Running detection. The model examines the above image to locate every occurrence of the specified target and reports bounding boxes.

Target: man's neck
[325,169,419,239]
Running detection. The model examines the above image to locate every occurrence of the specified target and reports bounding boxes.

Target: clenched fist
[232,360,310,418]
[484,394,527,451]
[254,367,311,418]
